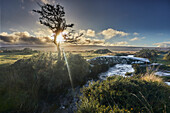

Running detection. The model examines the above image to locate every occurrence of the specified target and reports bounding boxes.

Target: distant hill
[0,45,169,52]
[93,49,112,54]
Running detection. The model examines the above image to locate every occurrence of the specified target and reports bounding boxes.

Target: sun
[50,32,66,43]
[57,33,64,43]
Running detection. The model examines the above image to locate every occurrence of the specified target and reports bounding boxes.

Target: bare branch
[33,3,74,36]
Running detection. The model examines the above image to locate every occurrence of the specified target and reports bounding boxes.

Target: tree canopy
[33,3,74,45]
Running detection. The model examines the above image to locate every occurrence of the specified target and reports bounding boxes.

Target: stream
[99,64,134,80]
[97,55,170,85]
[60,55,170,112]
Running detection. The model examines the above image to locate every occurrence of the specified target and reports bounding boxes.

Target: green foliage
[0,52,90,112]
[132,64,147,75]
[77,76,170,113]
[89,64,110,79]
[163,51,170,61]
[135,49,158,62]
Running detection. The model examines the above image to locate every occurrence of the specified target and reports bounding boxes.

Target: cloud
[115,41,128,45]
[130,37,139,41]
[41,0,49,4]
[32,28,52,37]
[9,28,19,32]
[153,41,170,47]
[0,28,131,47]
[32,22,53,37]
[133,32,139,35]
[68,29,129,46]
[40,0,55,4]
[105,41,128,46]
[86,29,95,37]
[0,31,52,45]
[77,37,105,45]
[71,31,104,45]
[130,37,145,41]
[0,31,102,46]
[79,29,96,37]
[99,28,129,39]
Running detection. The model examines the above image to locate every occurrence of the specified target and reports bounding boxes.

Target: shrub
[93,49,112,54]
[135,49,158,62]
[163,52,170,61]
[132,64,147,75]
[0,52,90,112]
[77,76,170,113]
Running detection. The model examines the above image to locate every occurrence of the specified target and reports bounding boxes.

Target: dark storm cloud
[0,32,52,45]
[0,36,13,42]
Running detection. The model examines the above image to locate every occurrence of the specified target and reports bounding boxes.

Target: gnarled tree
[33,3,74,58]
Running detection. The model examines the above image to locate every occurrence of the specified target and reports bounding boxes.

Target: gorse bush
[77,76,170,113]
[0,52,90,112]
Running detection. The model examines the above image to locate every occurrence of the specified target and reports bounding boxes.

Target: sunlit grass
[72,51,113,59]
[141,72,163,83]
[0,53,35,67]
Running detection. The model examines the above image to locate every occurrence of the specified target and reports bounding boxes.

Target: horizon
[0,0,170,47]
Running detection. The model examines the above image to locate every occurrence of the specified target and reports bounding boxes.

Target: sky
[0,0,170,47]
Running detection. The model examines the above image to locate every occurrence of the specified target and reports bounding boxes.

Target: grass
[0,52,36,68]
[0,52,91,112]
[72,51,135,59]
[141,72,163,83]
[72,51,109,59]
[0,49,169,112]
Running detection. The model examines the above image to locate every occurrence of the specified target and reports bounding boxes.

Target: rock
[88,56,150,65]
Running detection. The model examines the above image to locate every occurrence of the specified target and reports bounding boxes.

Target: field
[0,48,169,68]
[0,48,169,113]
[0,52,35,68]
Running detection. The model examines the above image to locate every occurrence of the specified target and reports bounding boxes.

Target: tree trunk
[54,34,61,60]
[57,42,61,60]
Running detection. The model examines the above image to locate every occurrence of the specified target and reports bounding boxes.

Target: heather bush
[0,52,90,112]
[77,76,170,113]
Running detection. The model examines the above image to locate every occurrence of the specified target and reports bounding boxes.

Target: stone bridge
[88,56,150,65]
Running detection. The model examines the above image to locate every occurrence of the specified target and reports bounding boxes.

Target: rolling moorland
[0,47,170,113]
